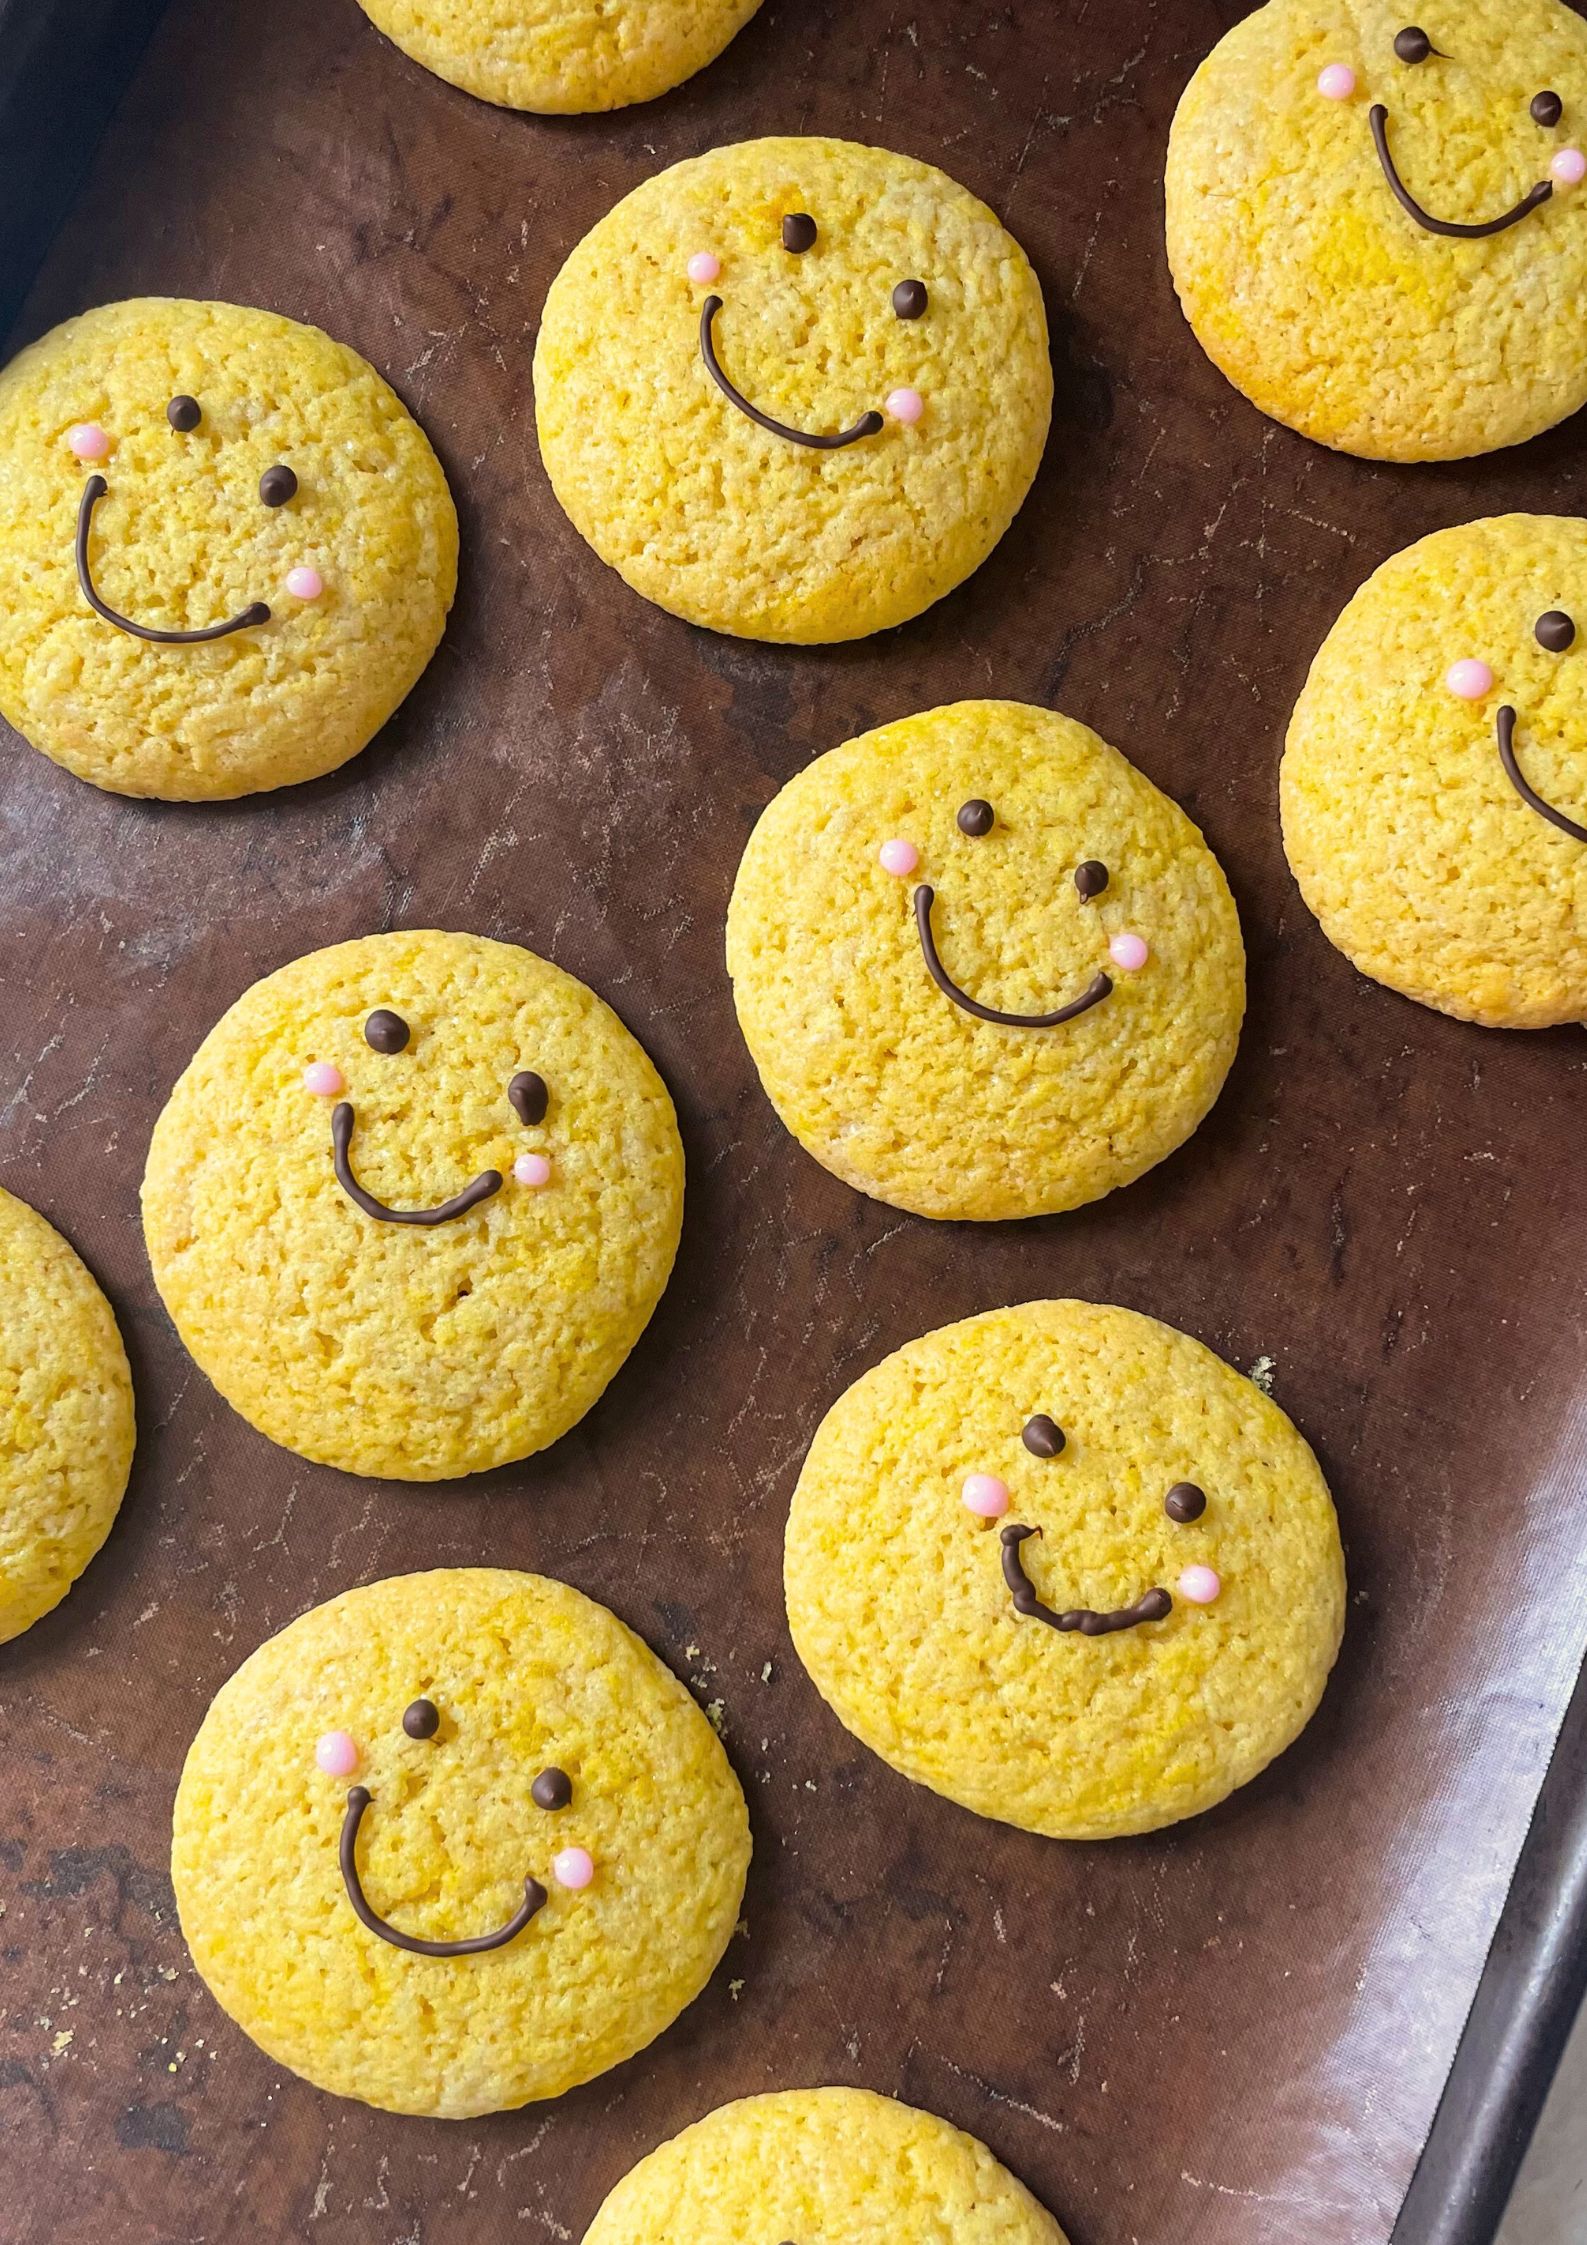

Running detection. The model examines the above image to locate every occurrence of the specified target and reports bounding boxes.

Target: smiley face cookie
[785,1301,1345,1840]
[172,1569,750,2116]
[726,701,1245,1222]
[533,139,1051,642]
[583,2088,1069,2245]
[0,298,457,798]
[356,0,764,111]
[0,1187,134,1643]
[1282,515,1587,1025]
[142,931,682,1479]
[1167,1,1587,460]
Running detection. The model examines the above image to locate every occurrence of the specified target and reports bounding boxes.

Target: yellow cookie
[786,1301,1345,1840]
[1282,515,1587,1026]
[356,0,764,111]
[533,139,1051,641]
[173,1569,750,2116]
[726,700,1245,1222]
[0,1187,134,1643]
[0,298,457,799]
[142,930,682,1479]
[583,2087,1068,2245]
[1166,0,1587,460]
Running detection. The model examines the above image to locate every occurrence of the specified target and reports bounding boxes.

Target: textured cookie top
[1281,514,1587,1026]
[726,701,1245,1221]
[357,0,764,111]
[786,1301,1345,1840]
[534,139,1051,642]
[582,2087,1067,2245]
[0,298,456,798]
[142,931,683,1479]
[0,1187,134,1645]
[173,1570,750,2117]
[1166,0,1587,460]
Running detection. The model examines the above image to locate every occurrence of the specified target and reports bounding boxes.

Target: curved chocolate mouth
[331,1101,503,1227]
[914,885,1112,1028]
[339,1785,546,1957]
[699,295,885,450]
[1000,1524,1172,1636]
[1497,704,1587,842]
[1369,106,1554,238]
[75,475,272,644]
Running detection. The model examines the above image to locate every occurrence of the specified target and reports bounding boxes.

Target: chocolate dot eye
[259,463,298,508]
[1022,1414,1066,1458]
[402,1697,441,1739]
[509,1070,549,1126]
[957,798,995,837]
[1394,26,1433,63]
[1165,1482,1207,1524]
[166,394,202,432]
[1074,860,1109,901]
[1532,90,1564,129]
[781,212,818,253]
[531,1767,573,1811]
[892,278,928,319]
[364,1008,410,1053]
[1536,610,1576,652]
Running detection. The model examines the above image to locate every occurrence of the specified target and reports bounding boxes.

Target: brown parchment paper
[2,3,1586,2241]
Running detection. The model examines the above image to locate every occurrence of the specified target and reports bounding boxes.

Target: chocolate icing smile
[1369,105,1554,238]
[76,475,271,643]
[1000,1524,1172,1636]
[330,1101,504,1226]
[699,295,885,450]
[339,1786,546,1957]
[913,885,1113,1027]
[1497,704,1587,841]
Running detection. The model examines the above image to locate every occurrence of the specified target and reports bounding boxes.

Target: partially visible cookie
[786,1301,1345,1840]
[173,1569,750,2116]
[356,0,764,111]
[1281,514,1587,1026]
[0,1186,134,1643]
[726,700,1245,1221]
[534,139,1051,641]
[582,2087,1068,2245]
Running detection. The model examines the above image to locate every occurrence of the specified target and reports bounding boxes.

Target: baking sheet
[2,2,1587,2240]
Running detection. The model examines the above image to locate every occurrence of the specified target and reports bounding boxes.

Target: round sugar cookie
[0,1187,134,1643]
[533,138,1051,642]
[785,1301,1345,1840]
[142,930,683,1480]
[0,298,457,798]
[356,0,764,111]
[581,2087,1068,2245]
[1281,514,1587,1026]
[1166,0,1587,460]
[172,1569,750,2116]
[726,700,1245,1222]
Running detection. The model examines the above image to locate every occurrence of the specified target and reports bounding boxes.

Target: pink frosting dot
[285,565,323,601]
[1177,1565,1222,1607]
[687,252,721,284]
[514,1152,552,1188]
[1108,932,1150,972]
[553,1846,595,1892]
[302,1061,345,1096]
[1317,64,1357,100]
[885,387,924,425]
[879,838,920,877]
[67,423,110,461]
[315,1730,359,1776]
[1446,659,1495,702]
[962,1473,1011,1519]
[1552,148,1587,187]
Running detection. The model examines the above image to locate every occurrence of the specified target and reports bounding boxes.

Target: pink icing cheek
[302,1061,345,1096]
[514,1153,552,1188]
[315,1730,360,1777]
[285,565,323,601]
[878,839,920,877]
[1177,1565,1222,1607]
[686,252,721,285]
[1552,148,1587,188]
[553,1846,595,1891]
[962,1473,1010,1519]
[1108,932,1150,972]
[67,423,110,461]
[1316,64,1357,100]
[1446,659,1495,702]
[885,387,924,425]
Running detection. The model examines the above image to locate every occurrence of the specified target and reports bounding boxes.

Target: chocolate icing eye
[259,463,298,508]
[402,1697,441,1739]
[531,1767,573,1811]
[892,278,928,319]
[364,1008,410,1053]
[1536,609,1576,652]
[1165,1482,1207,1523]
[956,798,995,837]
[1393,26,1433,63]
[1532,91,1565,129]
[1021,1414,1066,1458]
[509,1070,549,1126]
[1074,860,1109,901]
[781,213,818,253]
[166,394,202,432]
